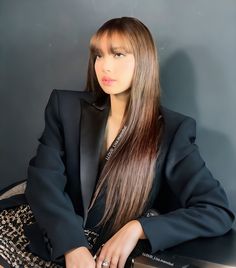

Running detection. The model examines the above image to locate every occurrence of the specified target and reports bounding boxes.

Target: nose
[101,56,113,72]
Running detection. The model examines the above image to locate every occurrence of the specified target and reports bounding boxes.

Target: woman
[0,17,234,268]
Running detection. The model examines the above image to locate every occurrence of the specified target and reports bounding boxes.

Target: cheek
[94,62,100,76]
[122,61,135,79]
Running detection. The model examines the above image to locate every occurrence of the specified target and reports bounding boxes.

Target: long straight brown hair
[85,17,164,236]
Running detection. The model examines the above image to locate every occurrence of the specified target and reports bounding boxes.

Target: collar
[85,91,110,111]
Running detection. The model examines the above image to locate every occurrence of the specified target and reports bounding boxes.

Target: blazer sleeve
[137,117,234,254]
[25,89,89,261]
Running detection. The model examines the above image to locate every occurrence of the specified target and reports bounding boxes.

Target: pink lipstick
[102,76,116,86]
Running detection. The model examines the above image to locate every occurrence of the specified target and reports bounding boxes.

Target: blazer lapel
[79,93,110,225]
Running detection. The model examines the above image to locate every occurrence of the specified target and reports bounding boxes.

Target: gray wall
[0,1,235,222]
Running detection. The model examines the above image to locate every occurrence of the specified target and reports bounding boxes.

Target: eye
[95,54,102,60]
[114,52,125,58]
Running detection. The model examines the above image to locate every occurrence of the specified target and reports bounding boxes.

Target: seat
[0,181,26,200]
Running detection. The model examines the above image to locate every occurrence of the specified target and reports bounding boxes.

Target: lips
[102,76,116,82]
[101,76,116,86]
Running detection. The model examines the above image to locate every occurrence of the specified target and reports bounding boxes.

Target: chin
[99,85,130,96]
[100,88,118,95]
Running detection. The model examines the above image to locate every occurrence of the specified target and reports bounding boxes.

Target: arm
[137,117,234,254]
[25,89,89,261]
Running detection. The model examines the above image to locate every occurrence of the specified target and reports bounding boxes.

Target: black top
[84,167,105,234]
[85,123,124,235]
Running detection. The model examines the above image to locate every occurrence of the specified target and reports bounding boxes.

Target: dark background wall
[0,1,235,224]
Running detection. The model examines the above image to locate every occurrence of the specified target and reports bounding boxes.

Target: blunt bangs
[89,29,133,58]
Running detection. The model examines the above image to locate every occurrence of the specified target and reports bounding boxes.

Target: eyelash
[95,52,125,59]
[114,52,125,58]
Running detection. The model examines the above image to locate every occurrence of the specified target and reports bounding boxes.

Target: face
[94,33,135,97]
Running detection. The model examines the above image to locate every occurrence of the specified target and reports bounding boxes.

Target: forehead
[91,32,132,53]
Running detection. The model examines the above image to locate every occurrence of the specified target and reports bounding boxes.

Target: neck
[109,92,129,123]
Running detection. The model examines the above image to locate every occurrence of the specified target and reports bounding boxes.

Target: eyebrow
[111,46,126,50]
[95,45,129,54]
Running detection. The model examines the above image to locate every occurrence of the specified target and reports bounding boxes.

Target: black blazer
[4,89,234,263]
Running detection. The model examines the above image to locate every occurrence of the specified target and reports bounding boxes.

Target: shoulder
[50,89,96,105]
[45,89,99,116]
[42,89,99,124]
[160,106,196,130]
[159,106,197,152]
[161,105,196,136]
